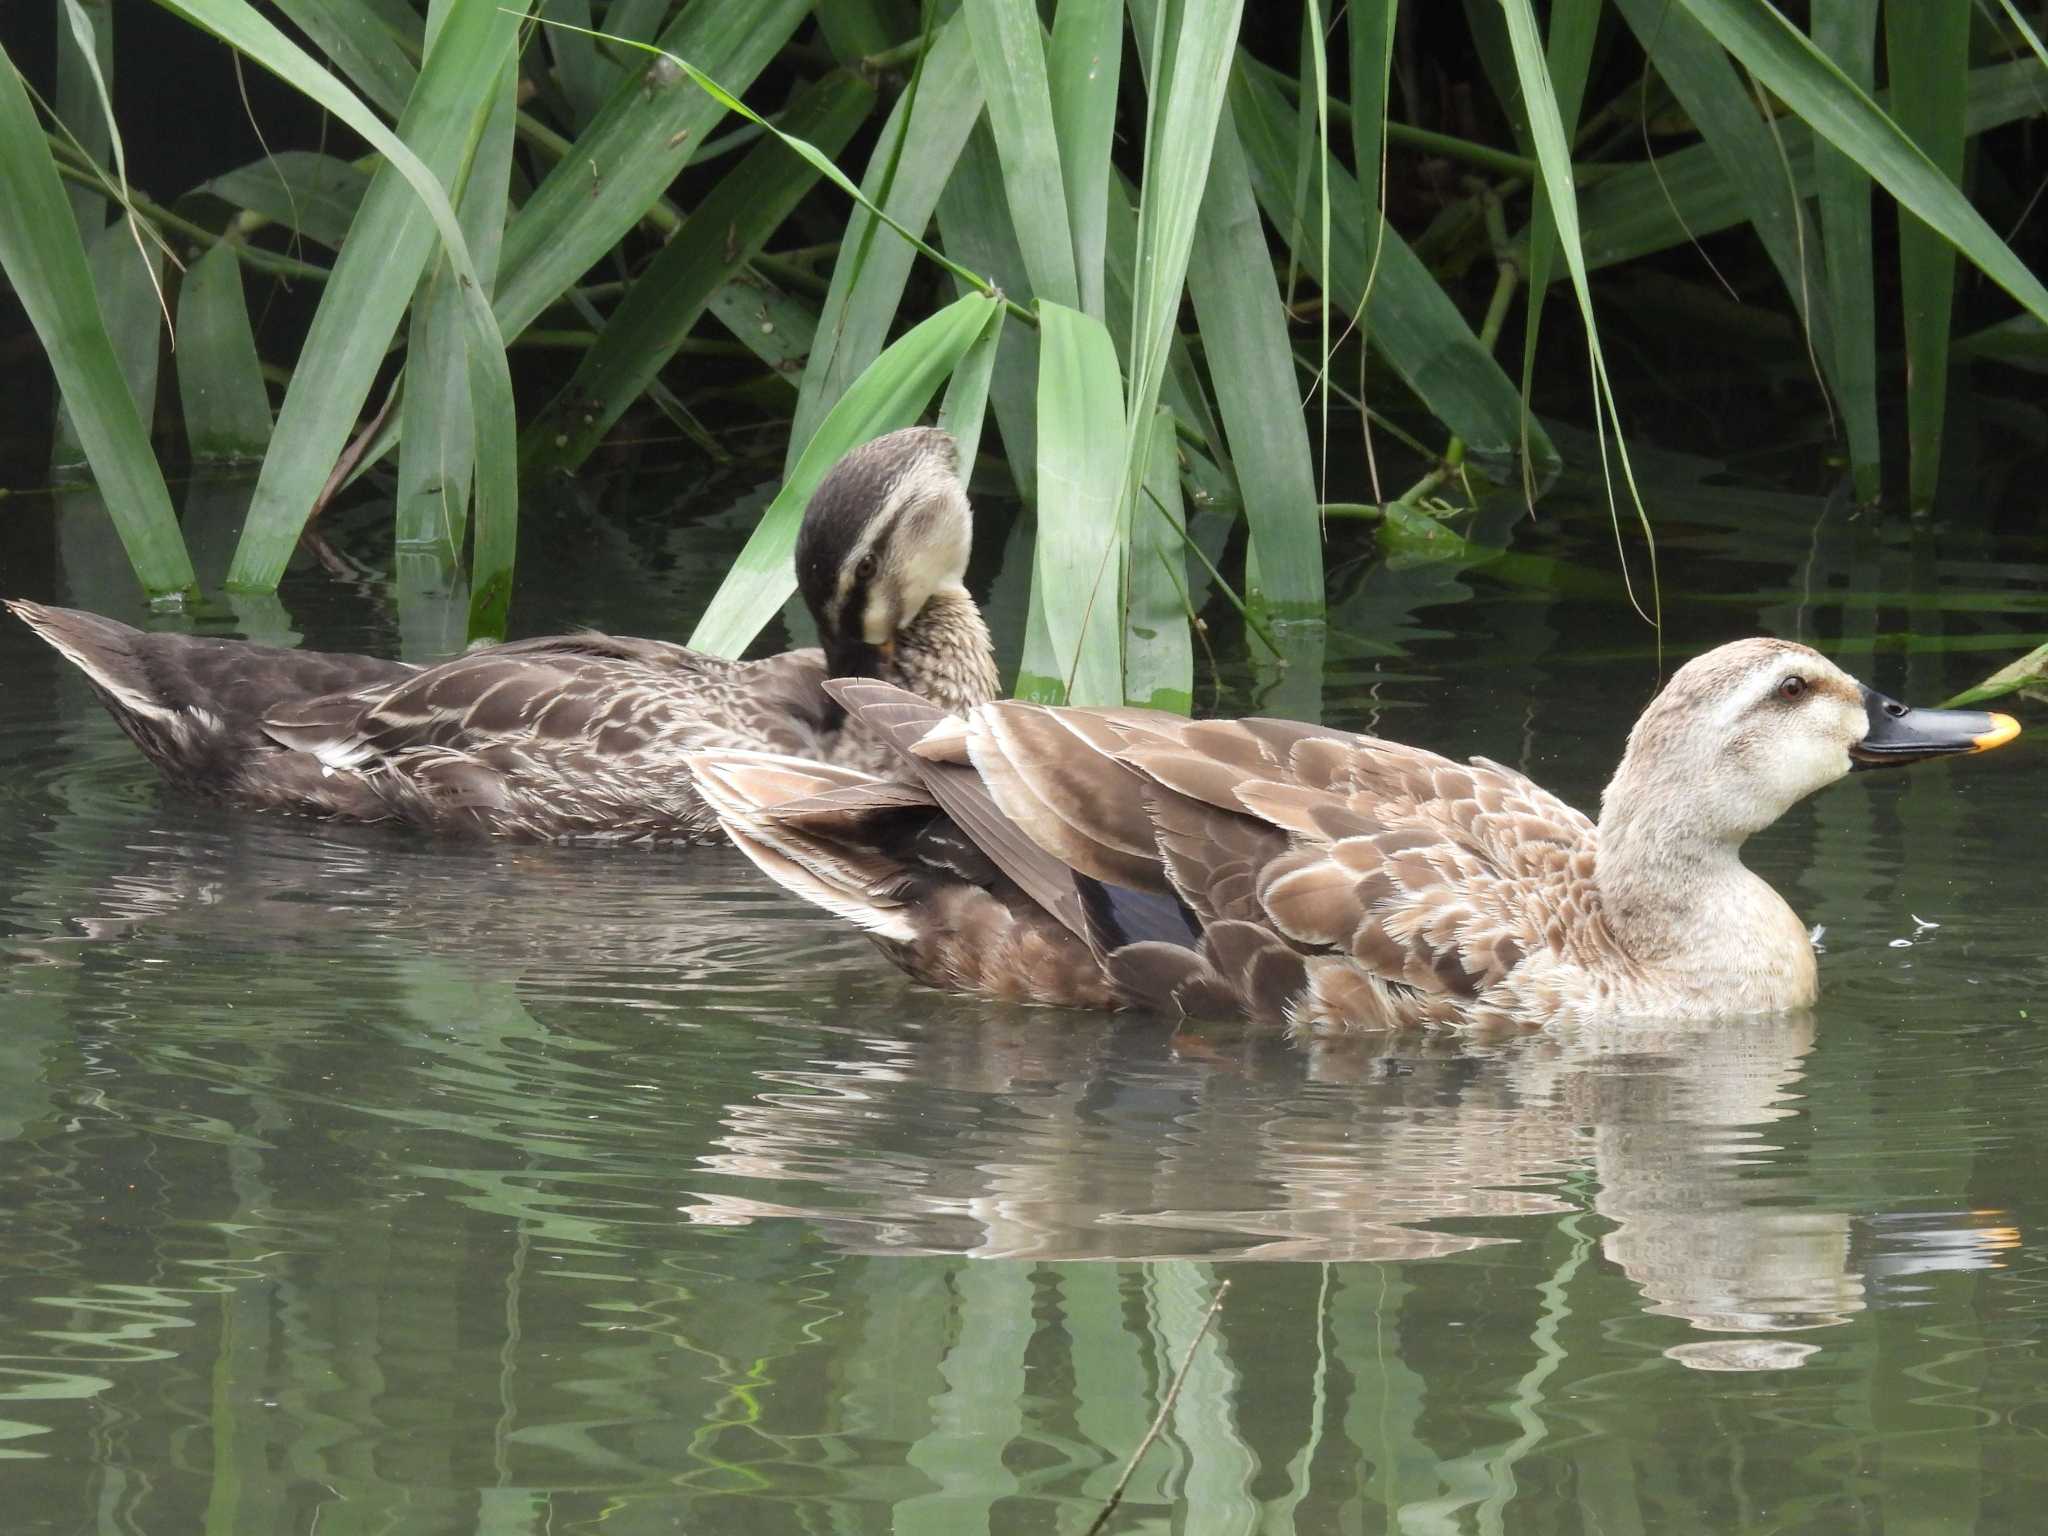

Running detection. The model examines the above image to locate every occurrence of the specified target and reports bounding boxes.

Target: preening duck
[8,427,997,842]
[689,640,2019,1030]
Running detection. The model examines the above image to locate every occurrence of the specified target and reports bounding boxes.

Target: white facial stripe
[835,489,905,603]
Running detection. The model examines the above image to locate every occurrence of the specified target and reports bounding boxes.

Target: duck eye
[1777,675,1807,702]
[854,553,879,583]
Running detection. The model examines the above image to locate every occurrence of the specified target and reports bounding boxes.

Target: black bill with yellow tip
[1848,685,2022,769]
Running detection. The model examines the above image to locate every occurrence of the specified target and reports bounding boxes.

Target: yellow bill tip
[1974,713,2021,752]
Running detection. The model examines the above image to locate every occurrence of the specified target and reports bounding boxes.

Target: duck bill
[823,635,891,681]
[1848,684,2021,770]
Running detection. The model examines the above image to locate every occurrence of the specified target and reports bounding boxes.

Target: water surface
[2,464,2044,1533]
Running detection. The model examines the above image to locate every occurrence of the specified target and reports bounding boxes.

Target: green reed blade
[192,0,521,595]
[1611,0,1837,394]
[1517,0,1600,504]
[965,0,1079,308]
[1500,0,1660,628]
[937,299,1006,475]
[1126,405,1194,711]
[1184,105,1323,619]
[1944,640,2048,709]
[1022,300,1126,706]
[397,36,517,601]
[175,241,273,463]
[1122,0,1247,509]
[544,0,610,128]
[1673,1,2048,328]
[815,0,912,62]
[1810,0,1881,501]
[198,151,372,250]
[268,0,420,118]
[0,47,192,597]
[1047,0,1121,319]
[1567,58,2041,275]
[494,0,812,342]
[787,10,986,470]
[51,215,164,473]
[54,0,113,236]
[1882,0,1969,511]
[1231,64,1555,485]
[937,122,1043,502]
[522,72,874,476]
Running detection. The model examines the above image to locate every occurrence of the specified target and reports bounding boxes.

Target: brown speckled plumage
[690,641,2016,1031]
[9,428,997,843]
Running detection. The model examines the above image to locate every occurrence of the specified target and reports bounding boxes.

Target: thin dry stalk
[1081,1278,1231,1536]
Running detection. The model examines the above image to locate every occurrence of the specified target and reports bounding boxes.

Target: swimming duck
[688,639,2019,1030]
[9,428,998,843]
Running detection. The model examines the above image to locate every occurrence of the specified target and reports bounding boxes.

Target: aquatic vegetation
[3,2,2044,700]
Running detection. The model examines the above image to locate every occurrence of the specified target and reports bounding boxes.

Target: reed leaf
[51,215,164,472]
[1499,0,1657,623]
[1945,641,2048,709]
[1516,0,1599,502]
[523,72,875,475]
[1610,0,1838,394]
[1022,300,1125,706]
[1122,0,1246,511]
[1183,105,1323,618]
[1126,404,1193,711]
[787,10,987,469]
[937,301,1006,475]
[965,0,1080,308]
[1672,1,2048,328]
[194,0,523,595]
[54,0,113,237]
[814,0,913,62]
[688,292,1002,658]
[1811,0,1881,501]
[1566,58,2044,273]
[197,151,371,250]
[396,23,517,602]
[1231,64,1552,483]
[1881,0,1969,510]
[175,241,273,463]
[494,0,812,341]
[1047,0,1122,320]
[544,0,610,128]
[0,48,192,597]
[937,122,1043,502]
[268,0,419,119]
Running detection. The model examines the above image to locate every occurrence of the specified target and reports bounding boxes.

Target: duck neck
[1593,767,1812,999]
[884,584,998,714]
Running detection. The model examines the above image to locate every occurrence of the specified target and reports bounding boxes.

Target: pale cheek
[862,594,895,644]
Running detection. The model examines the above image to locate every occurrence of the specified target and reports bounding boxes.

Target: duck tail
[688,750,924,943]
[8,600,181,724]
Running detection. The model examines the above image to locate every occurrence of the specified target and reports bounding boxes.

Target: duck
[8,427,998,843]
[686,639,2019,1030]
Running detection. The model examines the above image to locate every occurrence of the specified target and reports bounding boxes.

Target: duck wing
[955,704,1595,1028]
[258,638,838,839]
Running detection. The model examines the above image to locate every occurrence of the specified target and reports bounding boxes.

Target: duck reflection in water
[14,754,2018,1371]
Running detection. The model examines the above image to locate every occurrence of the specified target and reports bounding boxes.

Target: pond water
[2,447,2045,1534]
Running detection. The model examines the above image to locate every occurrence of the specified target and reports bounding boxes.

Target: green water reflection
[1,458,2044,1533]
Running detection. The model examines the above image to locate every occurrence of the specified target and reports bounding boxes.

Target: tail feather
[6,600,184,724]
[10,598,413,797]
[689,751,920,942]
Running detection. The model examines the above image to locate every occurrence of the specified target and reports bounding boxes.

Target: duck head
[795,427,973,681]
[1603,638,2019,843]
